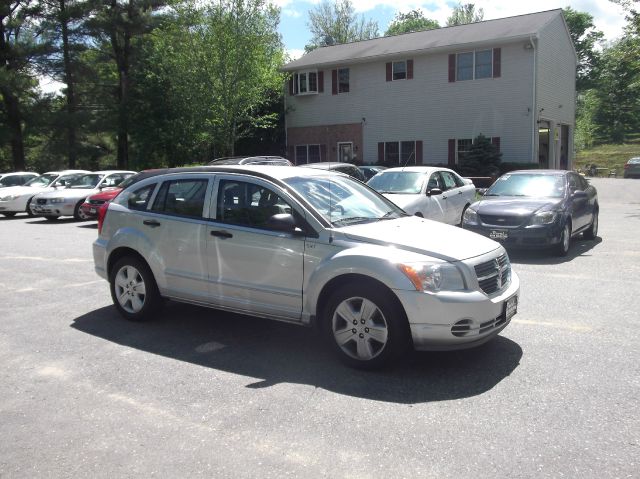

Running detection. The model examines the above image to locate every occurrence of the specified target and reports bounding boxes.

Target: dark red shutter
[415,140,423,165]
[378,142,385,163]
[386,62,392,82]
[288,77,294,96]
[491,137,501,151]
[448,139,456,166]
[407,59,413,79]
[288,145,295,164]
[448,54,456,82]
[332,69,338,95]
[318,71,324,92]
[493,48,501,78]
[320,144,327,162]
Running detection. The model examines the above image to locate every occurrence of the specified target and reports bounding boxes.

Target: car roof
[91,170,137,175]
[208,156,291,165]
[379,166,449,174]
[506,169,568,175]
[300,162,357,169]
[132,165,349,182]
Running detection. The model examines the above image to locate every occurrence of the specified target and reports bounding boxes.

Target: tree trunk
[60,0,78,169]
[1,87,26,171]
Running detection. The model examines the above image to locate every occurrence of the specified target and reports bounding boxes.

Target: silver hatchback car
[93,166,519,368]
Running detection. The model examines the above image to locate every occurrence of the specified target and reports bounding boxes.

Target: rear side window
[151,179,208,218]
[440,171,458,190]
[126,184,156,211]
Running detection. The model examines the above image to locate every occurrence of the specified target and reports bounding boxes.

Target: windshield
[367,171,425,194]
[486,174,566,198]
[24,174,57,187]
[67,174,104,189]
[52,173,85,187]
[283,174,406,227]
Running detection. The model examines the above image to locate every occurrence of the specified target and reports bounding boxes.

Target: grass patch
[575,137,640,175]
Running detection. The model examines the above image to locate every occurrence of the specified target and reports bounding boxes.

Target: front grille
[479,214,524,227]
[89,199,106,206]
[451,316,507,337]
[36,198,47,205]
[475,254,511,295]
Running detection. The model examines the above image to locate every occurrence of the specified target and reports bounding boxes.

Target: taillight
[97,202,109,234]
[624,164,629,169]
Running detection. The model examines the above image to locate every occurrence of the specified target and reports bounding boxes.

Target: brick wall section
[287,123,363,164]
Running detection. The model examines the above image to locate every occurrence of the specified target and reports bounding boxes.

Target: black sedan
[462,170,598,256]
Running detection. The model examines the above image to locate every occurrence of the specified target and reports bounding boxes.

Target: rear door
[206,175,305,320]
[423,172,447,222]
[439,170,465,224]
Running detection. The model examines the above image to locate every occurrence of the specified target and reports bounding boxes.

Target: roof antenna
[401,149,416,171]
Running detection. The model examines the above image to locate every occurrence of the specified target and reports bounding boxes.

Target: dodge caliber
[93,166,519,368]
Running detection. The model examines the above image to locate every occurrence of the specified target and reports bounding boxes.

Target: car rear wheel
[323,283,409,369]
[555,222,571,257]
[583,209,598,240]
[25,198,35,217]
[110,256,162,321]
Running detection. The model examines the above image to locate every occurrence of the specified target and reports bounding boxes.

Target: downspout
[284,75,289,160]
[530,35,537,164]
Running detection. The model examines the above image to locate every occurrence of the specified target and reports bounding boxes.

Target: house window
[338,68,349,93]
[384,141,416,165]
[295,144,321,164]
[294,70,318,95]
[457,139,473,163]
[393,61,406,80]
[457,50,493,81]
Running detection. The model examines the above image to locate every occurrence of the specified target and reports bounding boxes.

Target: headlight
[462,207,478,224]
[49,198,66,204]
[398,262,466,292]
[530,210,557,225]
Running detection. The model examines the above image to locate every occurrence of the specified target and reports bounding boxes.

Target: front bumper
[31,202,76,217]
[80,202,100,219]
[397,271,520,351]
[464,222,563,249]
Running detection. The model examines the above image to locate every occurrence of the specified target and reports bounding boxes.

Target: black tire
[459,204,470,227]
[322,282,409,369]
[414,212,423,218]
[555,221,571,257]
[1,212,16,217]
[583,209,598,240]
[25,197,35,217]
[73,200,86,220]
[109,256,162,321]
[44,215,59,221]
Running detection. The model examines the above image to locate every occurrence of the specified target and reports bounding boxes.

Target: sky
[276,0,630,60]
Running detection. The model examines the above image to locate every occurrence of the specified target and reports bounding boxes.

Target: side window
[151,179,208,218]
[578,176,590,190]
[427,173,442,190]
[452,171,467,187]
[127,184,156,211]
[440,171,458,190]
[216,179,292,230]
[567,174,580,191]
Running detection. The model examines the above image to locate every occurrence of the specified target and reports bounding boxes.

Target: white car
[0,170,90,217]
[0,172,39,188]
[31,170,135,220]
[367,166,477,225]
[93,166,519,369]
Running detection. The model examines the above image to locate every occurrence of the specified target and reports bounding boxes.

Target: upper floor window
[294,70,318,95]
[338,68,349,93]
[295,144,321,164]
[456,49,494,81]
[383,141,416,165]
[393,61,406,80]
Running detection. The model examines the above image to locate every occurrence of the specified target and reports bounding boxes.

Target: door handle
[143,219,161,227]
[210,230,233,239]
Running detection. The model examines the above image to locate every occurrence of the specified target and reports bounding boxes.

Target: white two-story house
[282,9,576,170]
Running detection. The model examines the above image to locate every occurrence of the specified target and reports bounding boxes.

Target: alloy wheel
[114,265,147,314]
[331,296,389,361]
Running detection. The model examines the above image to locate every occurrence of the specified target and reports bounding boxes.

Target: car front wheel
[109,256,162,321]
[323,283,409,369]
[584,209,598,240]
[555,222,571,257]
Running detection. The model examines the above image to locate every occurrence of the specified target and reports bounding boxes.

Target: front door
[338,142,353,163]
[206,176,304,320]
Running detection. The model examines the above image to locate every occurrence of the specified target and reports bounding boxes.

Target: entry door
[338,142,353,162]
[206,176,304,320]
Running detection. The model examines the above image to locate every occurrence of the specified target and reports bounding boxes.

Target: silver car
[31,170,135,220]
[93,166,519,369]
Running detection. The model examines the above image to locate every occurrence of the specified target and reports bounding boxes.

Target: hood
[381,193,421,210]
[35,187,97,201]
[475,196,562,216]
[0,185,44,198]
[87,188,122,202]
[340,216,500,262]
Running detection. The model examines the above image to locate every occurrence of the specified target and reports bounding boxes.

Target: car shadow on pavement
[71,302,522,404]
[26,218,79,224]
[508,235,602,265]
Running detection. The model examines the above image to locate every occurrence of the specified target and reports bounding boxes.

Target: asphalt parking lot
[0,177,638,478]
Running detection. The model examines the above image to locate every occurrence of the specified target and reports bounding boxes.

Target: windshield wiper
[332,217,375,226]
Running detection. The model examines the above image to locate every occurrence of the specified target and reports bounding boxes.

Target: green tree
[385,9,439,36]
[0,1,50,171]
[458,134,502,176]
[446,3,483,26]
[562,7,604,91]
[306,0,378,51]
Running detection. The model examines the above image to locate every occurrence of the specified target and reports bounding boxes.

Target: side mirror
[267,213,304,235]
[572,190,588,199]
[427,188,443,197]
